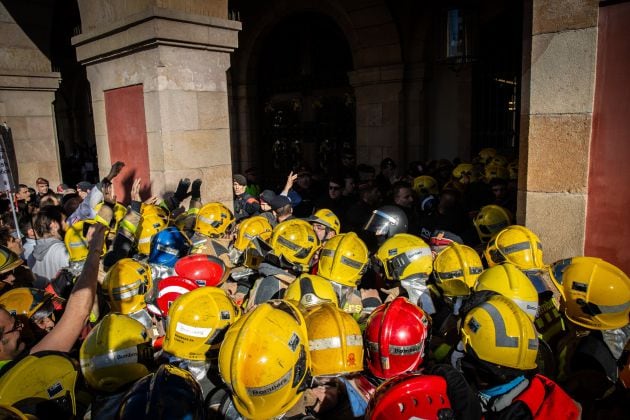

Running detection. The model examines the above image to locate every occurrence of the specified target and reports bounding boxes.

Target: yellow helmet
[219,300,311,420]
[0,287,57,319]
[140,203,169,220]
[80,313,152,392]
[163,286,239,361]
[461,295,538,370]
[433,243,483,297]
[284,274,339,308]
[307,209,341,235]
[477,147,497,164]
[484,164,509,181]
[304,303,363,377]
[0,352,79,417]
[317,232,369,287]
[270,219,320,273]
[474,264,539,321]
[491,155,508,167]
[412,175,439,196]
[136,212,168,255]
[485,225,545,270]
[473,205,512,242]
[94,201,127,231]
[452,163,474,180]
[550,256,630,330]
[375,233,433,281]
[0,245,23,274]
[64,220,107,262]
[194,202,235,238]
[233,216,273,252]
[102,258,152,314]
[0,405,31,420]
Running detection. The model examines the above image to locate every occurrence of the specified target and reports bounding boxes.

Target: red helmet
[365,297,431,379]
[174,254,226,287]
[366,373,452,420]
[156,276,199,316]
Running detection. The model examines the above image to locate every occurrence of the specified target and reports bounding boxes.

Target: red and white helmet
[366,373,452,420]
[156,276,199,316]
[365,297,431,379]
[174,254,226,287]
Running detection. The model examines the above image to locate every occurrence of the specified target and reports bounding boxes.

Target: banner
[0,127,16,192]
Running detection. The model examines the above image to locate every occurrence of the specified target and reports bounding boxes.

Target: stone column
[0,3,61,187]
[518,0,598,262]
[72,5,240,205]
[349,65,403,168]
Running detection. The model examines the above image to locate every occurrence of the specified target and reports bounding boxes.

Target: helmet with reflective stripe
[366,373,452,420]
[64,220,106,262]
[233,215,273,252]
[194,202,234,238]
[163,286,239,361]
[473,205,512,242]
[0,352,79,417]
[102,258,152,314]
[412,176,439,196]
[375,233,433,282]
[270,219,320,273]
[155,276,198,317]
[477,147,497,165]
[365,297,431,379]
[305,303,363,376]
[218,300,311,420]
[461,295,538,370]
[307,208,341,235]
[284,274,339,308]
[474,263,539,321]
[80,313,152,392]
[433,243,483,297]
[317,232,369,287]
[550,256,630,330]
[485,225,545,270]
[148,226,191,267]
[136,212,168,255]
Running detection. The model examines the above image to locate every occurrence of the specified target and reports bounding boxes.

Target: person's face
[394,187,414,208]
[341,154,356,168]
[77,189,88,200]
[33,314,55,333]
[36,183,48,194]
[7,235,23,256]
[233,182,246,195]
[0,310,25,359]
[366,188,381,206]
[492,184,507,200]
[296,174,311,189]
[343,178,355,195]
[312,222,327,241]
[328,183,342,199]
[260,201,271,212]
[16,187,30,201]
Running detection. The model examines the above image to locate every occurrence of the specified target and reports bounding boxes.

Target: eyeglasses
[1,314,24,338]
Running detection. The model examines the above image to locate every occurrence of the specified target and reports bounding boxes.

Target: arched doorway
[255,12,354,184]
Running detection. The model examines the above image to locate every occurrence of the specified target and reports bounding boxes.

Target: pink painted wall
[104,85,151,204]
[585,1,630,275]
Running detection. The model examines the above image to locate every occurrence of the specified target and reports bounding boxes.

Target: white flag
[0,131,16,192]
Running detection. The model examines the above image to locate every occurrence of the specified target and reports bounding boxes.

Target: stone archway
[229,0,404,178]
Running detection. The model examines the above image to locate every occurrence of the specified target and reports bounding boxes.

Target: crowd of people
[0,149,627,419]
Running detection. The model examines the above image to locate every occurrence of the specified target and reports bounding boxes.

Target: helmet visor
[363,210,396,236]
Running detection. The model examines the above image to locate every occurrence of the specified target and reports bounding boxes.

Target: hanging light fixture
[442,8,478,71]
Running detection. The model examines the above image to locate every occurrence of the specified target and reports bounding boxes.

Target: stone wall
[73,3,240,207]
[518,0,599,263]
[0,3,61,188]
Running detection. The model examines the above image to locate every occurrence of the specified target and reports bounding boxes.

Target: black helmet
[363,205,408,239]
[118,364,204,419]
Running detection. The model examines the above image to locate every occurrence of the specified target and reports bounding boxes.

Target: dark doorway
[257,12,354,184]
